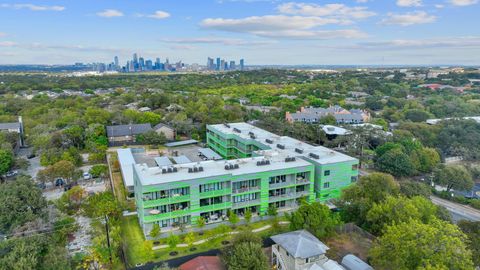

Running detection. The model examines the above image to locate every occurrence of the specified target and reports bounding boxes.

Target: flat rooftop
[134,152,312,186]
[208,122,357,164]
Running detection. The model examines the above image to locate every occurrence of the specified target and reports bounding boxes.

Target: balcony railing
[142,195,190,208]
[199,202,233,213]
[199,188,231,198]
[232,199,261,209]
[232,186,260,194]
[143,208,190,223]
[268,193,295,203]
[296,177,310,184]
[269,181,295,189]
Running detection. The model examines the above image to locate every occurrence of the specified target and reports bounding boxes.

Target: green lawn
[121,216,150,266]
[121,215,290,265]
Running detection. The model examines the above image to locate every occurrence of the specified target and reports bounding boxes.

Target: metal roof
[154,156,172,167]
[271,230,329,259]
[164,139,198,147]
[106,124,152,137]
[0,122,21,130]
[341,254,373,270]
[116,148,136,188]
[198,148,223,160]
[172,155,192,164]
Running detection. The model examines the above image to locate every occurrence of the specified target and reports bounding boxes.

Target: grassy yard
[121,216,151,266]
[121,215,290,265]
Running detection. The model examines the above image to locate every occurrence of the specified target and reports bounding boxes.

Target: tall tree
[0,176,47,233]
[370,219,474,270]
[434,164,474,191]
[286,202,340,239]
[339,172,399,227]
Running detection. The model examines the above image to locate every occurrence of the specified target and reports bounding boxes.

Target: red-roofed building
[179,256,226,270]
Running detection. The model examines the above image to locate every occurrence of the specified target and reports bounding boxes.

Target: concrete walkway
[152,221,290,250]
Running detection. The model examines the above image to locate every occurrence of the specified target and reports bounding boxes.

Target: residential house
[286,106,370,125]
[271,230,345,270]
[179,256,225,270]
[153,123,176,141]
[106,124,152,146]
[0,116,25,148]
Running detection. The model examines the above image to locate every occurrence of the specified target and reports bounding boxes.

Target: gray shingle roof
[106,124,152,137]
[154,123,174,130]
[0,122,21,130]
[271,230,329,259]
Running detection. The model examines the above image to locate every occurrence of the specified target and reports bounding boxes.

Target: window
[324,170,330,176]
[352,164,358,170]
[351,176,358,183]
[323,182,330,188]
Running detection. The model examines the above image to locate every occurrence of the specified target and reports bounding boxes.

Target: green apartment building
[132,122,358,235]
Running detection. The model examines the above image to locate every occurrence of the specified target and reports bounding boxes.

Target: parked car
[55,178,64,186]
[37,183,46,189]
[6,170,18,177]
[83,172,92,180]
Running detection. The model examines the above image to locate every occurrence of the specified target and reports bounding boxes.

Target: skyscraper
[207,57,214,70]
[114,56,119,69]
[229,61,235,70]
[216,57,221,71]
[240,59,245,71]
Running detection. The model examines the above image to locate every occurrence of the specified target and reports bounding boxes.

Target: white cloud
[356,36,480,50]
[0,41,17,47]
[449,0,478,6]
[277,2,376,19]
[148,10,170,19]
[201,15,347,32]
[381,11,436,26]
[136,10,171,19]
[252,29,368,39]
[169,45,196,50]
[396,0,422,7]
[96,9,124,18]
[435,4,445,8]
[356,0,369,3]
[161,37,275,46]
[0,3,65,11]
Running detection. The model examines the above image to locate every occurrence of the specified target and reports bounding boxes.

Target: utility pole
[104,215,113,265]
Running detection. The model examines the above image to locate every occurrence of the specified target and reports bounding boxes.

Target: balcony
[269,181,295,189]
[142,195,190,208]
[232,199,261,209]
[143,208,190,223]
[199,188,231,198]
[199,202,233,213]
[294,190,311,198]
[232,186,260,194]
[296,177,310,184]
[268,193,295,203]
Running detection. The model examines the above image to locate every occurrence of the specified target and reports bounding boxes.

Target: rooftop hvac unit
[233,128,241,133]
[162,168,167,174]
[295,148,304,154]
[224,123,231,128]
[265,139,273,144]
[309,153,320,159]
[173,167,178,172]
[188,168,193,173]
[167,167,173,173]
[193,167,198,172]
[285,157,296,162]
[199,166,204,172]
[277,144,285,150]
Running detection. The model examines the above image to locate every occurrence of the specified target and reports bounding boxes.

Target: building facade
[133,122,358,235]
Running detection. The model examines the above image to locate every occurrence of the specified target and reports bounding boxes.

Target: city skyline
[88,53,245,72]
[0,0,479,65]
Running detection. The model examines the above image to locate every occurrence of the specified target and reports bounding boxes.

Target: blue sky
[0,0,479,65]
